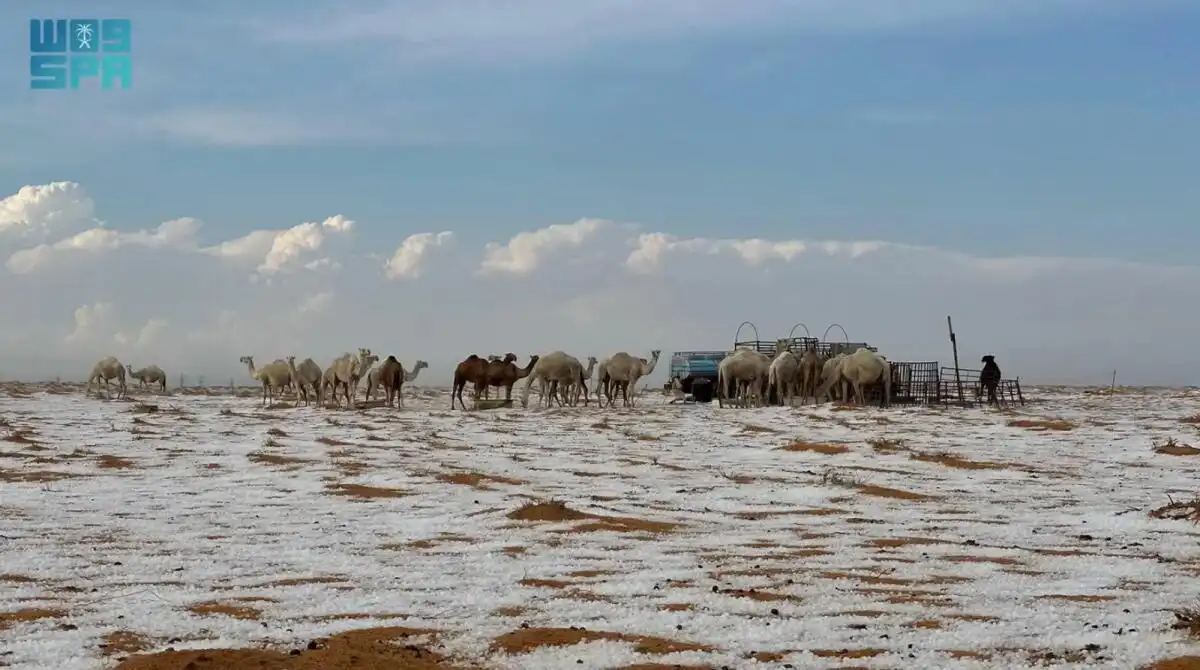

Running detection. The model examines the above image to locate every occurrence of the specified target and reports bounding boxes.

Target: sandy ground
[3,382,1200,669]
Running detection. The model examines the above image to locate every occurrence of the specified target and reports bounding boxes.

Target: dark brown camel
[452,354,489,409]
[479,353,516,399]
[486,354,540,402]
[980,354,1002,407]
[375,355,404,408]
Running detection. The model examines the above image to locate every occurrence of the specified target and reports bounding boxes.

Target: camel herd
[718,340,893,408]
[452,350,662,410]
[80,343,1002,410]
[80,342,939,411]
[82,349,664,410]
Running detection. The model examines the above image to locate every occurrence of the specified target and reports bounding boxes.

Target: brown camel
[486,354,540,403]
[452,354,490,409]
[374,355,404,408]
[479,353,513,399]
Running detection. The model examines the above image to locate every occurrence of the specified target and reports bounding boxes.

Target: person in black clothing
[980,355,1001,407]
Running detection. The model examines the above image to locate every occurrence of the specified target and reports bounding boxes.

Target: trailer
[666,321,943,406]
[666,350,726,402]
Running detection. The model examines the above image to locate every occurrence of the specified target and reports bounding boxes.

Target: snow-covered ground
[3,383,1200,669]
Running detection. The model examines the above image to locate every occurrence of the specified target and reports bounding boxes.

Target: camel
[522,352,588,408]
[594,356,611,405]
[767,339,798,406]
[239,355,291,406]
[87,356,127,399]
[815,348,892,407]
[601,350,661,407]
[818,352,849,402]
[368,355,402,408]
[487,354,539,403]
[796,345,823,405]
[126,363,166,392]
[322,349,374,409]
[980,354,1002,407]
[452,354,492,409]
[569,356,599,406]
[366,358,427,406]
[285,356,323,406]
[717,349,769,408]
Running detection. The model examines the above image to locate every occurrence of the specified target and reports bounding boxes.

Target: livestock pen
[667,321,1023,407]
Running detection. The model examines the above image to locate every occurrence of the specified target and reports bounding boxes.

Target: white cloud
[0,181,95,236]
[386,231,454,280]
[296,291,334,316]
[203,215,354,276]
[7,218,202,274]
[480,218,608,275]
[4,181,1200,386]
[64,302,119,346]
[627,233,893,273]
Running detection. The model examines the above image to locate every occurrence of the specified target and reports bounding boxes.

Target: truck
[666,337,876,403]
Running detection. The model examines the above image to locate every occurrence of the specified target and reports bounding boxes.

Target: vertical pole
[1015,377,1025,405]
[1110,370,1117,396]
[947,316,965,405]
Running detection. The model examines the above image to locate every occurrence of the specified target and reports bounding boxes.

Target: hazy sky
[2,1,1198,385]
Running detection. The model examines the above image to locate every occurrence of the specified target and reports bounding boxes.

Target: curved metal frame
[787,323,810,339]
[822,323,849,343]
[734,321,759,346]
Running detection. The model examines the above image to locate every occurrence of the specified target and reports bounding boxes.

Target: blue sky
[1,1,1198,384]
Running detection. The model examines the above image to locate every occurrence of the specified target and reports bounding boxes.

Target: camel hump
[466,354,480,360]
[386,355,398,362]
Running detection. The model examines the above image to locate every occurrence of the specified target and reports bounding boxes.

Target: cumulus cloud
[480,218,608,275]
[3,181,1198,386]
[0,181,95,236]
[206,215,355,276]
[386,231,454,280]
[8,218,202,274]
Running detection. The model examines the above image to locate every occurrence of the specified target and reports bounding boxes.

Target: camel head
[981,355,995,364]
[413,360,429,371]
[503,353,517,364]
[239,356,253,365]
[774,339,790,354]
[587,356,598,366]
[487,354,502,362]
[286,355,296,365]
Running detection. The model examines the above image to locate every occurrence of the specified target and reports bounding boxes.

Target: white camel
[767,339,799,406]
[568,356,599,406]
[815,348,892,407]
[522,351,584,408]
[601,350,661,407]
[818,352,849,402]
[240,356,291,407]
[87,356,127,399]
[126,363,167,392]
[796,345,823,405]
[286,356,323,406]
[717,349,769,408]
[324,348,374,409]
[365,359,427,405]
